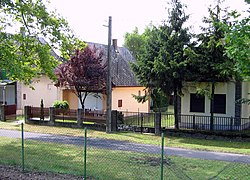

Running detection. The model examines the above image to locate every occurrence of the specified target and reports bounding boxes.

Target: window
[118,99,122,107]
[213,94,226,114]
[190,93,205,113]
[23,94,26,100]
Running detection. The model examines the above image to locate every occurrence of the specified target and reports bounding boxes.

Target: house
[0,71,16,105]
[16,76,62,114]
[14,40,149,114]
[0,37,63,115]
[180,81,250,130]
[62,40,150,113]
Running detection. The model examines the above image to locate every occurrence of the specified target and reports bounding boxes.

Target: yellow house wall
[181,82,236,117]
[112,86,149,112]
[19,76,61,109]
[63,90,78,109]
[61,87,150,113]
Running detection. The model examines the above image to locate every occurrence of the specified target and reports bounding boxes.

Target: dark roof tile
[88,42,139,86]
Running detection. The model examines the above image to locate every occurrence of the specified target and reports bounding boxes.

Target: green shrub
[53,100,69,110]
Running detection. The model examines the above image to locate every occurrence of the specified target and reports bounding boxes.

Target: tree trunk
[210,80,215,131]
[173,88,179,129]
[77,91,88,110]
[235,81,242,126]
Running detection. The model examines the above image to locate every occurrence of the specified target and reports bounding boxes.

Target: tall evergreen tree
[187,1,236,130]
[131,0,191,128]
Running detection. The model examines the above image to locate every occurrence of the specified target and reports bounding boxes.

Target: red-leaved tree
[55,45,107,109]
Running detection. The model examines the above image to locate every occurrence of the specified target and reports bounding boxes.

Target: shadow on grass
[170,135,250,154]
[0,138,84,175]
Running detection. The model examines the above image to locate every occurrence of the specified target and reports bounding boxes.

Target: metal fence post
[230,116,233,131]
[84,127,87,179]
[140,113,144,134]
[161,132,164,180]
[21,123,25,172]
[137,109,140,126]
[192,114,196,130]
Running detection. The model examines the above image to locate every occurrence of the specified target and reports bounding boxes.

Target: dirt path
[0,165,85,180]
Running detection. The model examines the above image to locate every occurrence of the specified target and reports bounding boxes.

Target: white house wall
[241,82,250,118]
[79,93,103,110]
[0,85,15,105]
[181,82,236,117]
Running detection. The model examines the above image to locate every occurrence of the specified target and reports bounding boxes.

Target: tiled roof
[88,42,139,87]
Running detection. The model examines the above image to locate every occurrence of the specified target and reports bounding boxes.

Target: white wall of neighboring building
[0,85,15,105]
[241,81,250,118]
[18,76,61,111]
[181,82,236,117]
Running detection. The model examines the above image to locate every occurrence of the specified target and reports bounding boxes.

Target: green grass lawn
[0,136,249,179]
[123,113,175,128]
[1,120,250,155]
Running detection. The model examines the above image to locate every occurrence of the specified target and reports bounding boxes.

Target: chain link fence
[0,123,249,179]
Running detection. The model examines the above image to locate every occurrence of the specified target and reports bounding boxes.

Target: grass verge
[0,136,249,180]
[0,120,250,155]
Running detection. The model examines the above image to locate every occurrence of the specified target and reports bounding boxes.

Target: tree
[0,0,85,84]
[125,26,170,112]
[55,45,107,109]
[186,1,236,130]
[131,0,192,128]
[223,8,250,78]
[222,1,250,105]
[124,27,152,60]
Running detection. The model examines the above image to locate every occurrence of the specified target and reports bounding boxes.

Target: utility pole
[106,16,112,133]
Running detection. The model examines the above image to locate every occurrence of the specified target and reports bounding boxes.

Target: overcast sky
[49,0,249,46]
